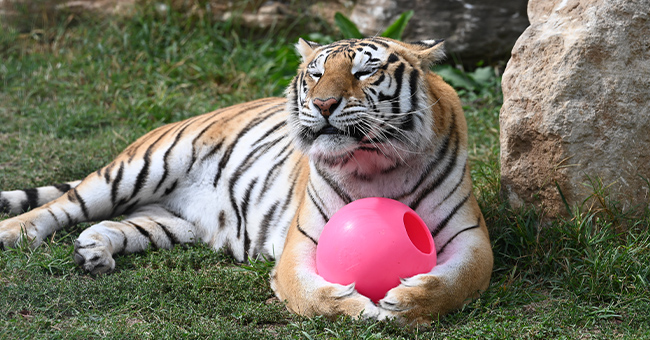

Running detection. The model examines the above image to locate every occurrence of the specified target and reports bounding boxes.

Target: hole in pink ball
[404,211,432,254]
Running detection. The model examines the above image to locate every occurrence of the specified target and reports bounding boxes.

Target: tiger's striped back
[0,98,307,260]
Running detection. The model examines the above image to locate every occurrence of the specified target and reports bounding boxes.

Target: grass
[1,3,649,339]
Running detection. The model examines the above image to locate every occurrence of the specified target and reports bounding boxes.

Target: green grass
[1,4,649,339]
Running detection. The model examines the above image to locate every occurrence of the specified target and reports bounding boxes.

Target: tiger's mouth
[316,125,342,136]
[314,124,366,140]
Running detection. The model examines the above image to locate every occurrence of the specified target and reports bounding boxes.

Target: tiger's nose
[313,97,341,117]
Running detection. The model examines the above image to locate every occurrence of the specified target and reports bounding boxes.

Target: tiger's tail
[0,181,82,216]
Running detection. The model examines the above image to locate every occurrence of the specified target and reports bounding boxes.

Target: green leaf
[432,65,478,91]
[380,10,414,40]
[334,12,364,39]
[303,32,335,45]
[469,66,495,87]
[556,181,572,215]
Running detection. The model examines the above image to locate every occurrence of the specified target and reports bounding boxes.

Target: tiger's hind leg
[73,204,198,274]
[1,117,198,249]
[0,181,82,216]
[0,181,82,249]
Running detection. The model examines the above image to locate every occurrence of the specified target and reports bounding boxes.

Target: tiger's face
[286,37,446,176]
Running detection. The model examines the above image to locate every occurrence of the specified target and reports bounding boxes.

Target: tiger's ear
[295,38,321,62]
[409,39,446,67]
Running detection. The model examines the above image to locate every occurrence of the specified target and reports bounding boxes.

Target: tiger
[0,37,493,323]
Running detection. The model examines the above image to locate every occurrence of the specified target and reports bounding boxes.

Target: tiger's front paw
[73,235,115,274]
[272,273,380,320]
[316,283,381,320]
[0,218,42,249]
[378,274,451,324]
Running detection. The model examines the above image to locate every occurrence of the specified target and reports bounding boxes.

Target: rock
[349,0,529,66]
[500,0,650,215]
[219,2,297,29]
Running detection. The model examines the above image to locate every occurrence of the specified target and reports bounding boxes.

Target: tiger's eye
[354,69,377,80]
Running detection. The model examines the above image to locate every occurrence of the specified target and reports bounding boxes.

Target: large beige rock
[500,0,650,215]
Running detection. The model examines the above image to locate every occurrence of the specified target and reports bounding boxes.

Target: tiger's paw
[377,274,448,324]
[0,218,42,249]
[313,283,381,320]
[274,276,380,320]
[73,235,115,275]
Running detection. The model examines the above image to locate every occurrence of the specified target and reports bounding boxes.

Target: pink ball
[316,197,436,303]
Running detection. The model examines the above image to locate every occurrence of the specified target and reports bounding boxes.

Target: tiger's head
[286,37,446,177]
